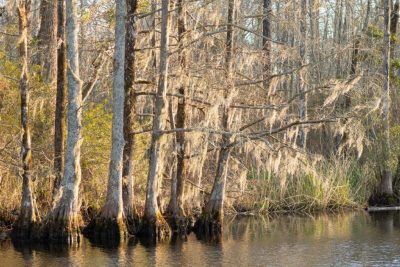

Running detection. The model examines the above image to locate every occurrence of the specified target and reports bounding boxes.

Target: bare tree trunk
[94,0,128,241]
[380,0,393,196]
[363,0,371,32]
[140,0,171,241]
[13,0,38,238]
[122,0,138,227]
[46,0,83,244]
[37,0,57,83]
[195,0,235,238]
[53,0,66,201]
[335,0,373,153]
[390,1,399,59]
[297,0,308,148]
[350,38,359,75]
[263,0,271,90]
[334,0,344,78]
[166,0,190,234]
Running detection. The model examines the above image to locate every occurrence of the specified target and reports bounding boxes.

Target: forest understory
[2,0,400,244]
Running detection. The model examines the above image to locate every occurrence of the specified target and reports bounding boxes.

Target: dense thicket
[1,0,400,242]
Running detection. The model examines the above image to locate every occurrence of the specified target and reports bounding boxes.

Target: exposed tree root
[11,201,39,240]
[126,213,141,235]
[165,209,194,238]
[137,212,171,242]
[37,203,83,244]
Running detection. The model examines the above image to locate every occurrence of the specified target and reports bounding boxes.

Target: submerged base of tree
[38,216,82,244]
[125,213,141,235]
[193,213,222,241]
[137,213,171,242]
[83,216,128,244]
[11,220,36,240]
[368,193,399,207]
[36,204,83,244]
[166,215,194,238]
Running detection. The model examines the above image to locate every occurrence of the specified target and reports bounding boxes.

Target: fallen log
[367,206,400,212]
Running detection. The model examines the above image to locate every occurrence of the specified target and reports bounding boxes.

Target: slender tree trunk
[166,0,190,234]
[140,0,171,241]
[46,0,83,244]
[53,0,66,201]
[335,0,344,78]
[94,0,128,241]
[13,0,38,238]
[350,38,359,75]
[122,0,138,226]
[263,0,271,90]
[297,0,308,148]
[390,1,399,59]
[335,0,372,152]
[37,0,57,83]
[380,0,393,196]
[195,0,235,238]
[363,0,371,32]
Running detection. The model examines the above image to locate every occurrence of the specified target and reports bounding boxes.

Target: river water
[1,211,400,266]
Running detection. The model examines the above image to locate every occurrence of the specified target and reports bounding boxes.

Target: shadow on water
[86,235,139,250]
[4,211,400,266]
[369,211,396,233]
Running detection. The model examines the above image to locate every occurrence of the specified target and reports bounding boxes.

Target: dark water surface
[1,211,400,266]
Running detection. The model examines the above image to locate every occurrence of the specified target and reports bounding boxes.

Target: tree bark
[297,0,308,148]
[195,0,234,238]
[46,0,83,244]
[53,0,66,201]
[94,0,128,241]
[37,0,57,83]
[262,0,271,90]
[380,0,393,196]
[122,0,138,224]
[13,0,38,239]
[166,0,189,233]
[140,0,171,241]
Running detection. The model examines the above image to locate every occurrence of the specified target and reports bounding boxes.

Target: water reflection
[2,211,400,266]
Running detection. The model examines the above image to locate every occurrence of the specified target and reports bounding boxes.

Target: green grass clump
[235,159,374,214]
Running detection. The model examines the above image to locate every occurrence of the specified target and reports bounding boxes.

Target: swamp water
[1,211,400,266]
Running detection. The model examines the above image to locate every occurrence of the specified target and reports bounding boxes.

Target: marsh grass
[232,159,375,214]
